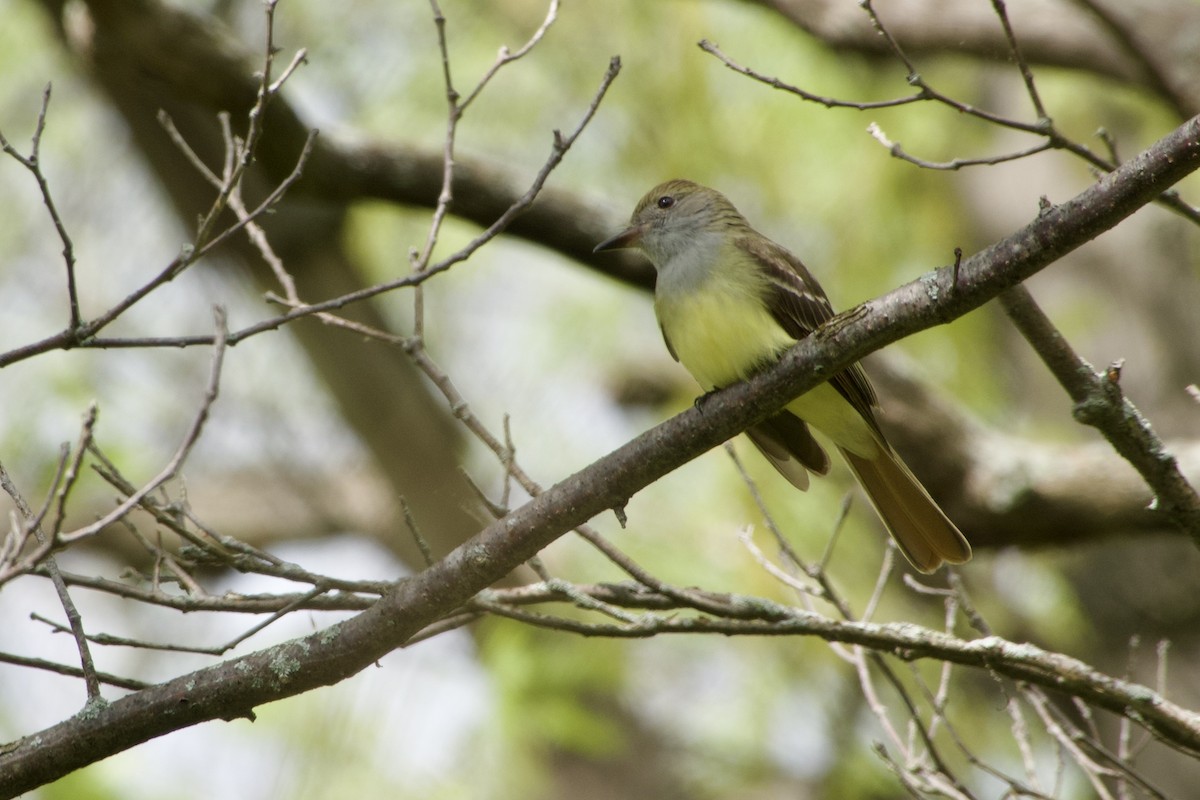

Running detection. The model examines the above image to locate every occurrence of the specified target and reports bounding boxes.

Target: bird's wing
[738,234,882,434]
[746,412,831,491]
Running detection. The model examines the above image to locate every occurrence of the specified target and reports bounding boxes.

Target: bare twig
[412,0,559,344]
[47,566,378,614]
[457,0,559,113]
[0,130,317,370]
[60,308,229,544]
[474,580,1200,751]
[700,7,1200,227]
[698,39,923,110]
[83,454,393,596]
[0,650,149,692]
[49,405,98,538]
[0,454,100,700]
[0,440,76,587]
[868,122,1054,170]
[0,3,312,371]
[247,55,621,356]
[0,84,80,330]
[31,612,224,657]
[400,497,436,568]
[987,0,1048,121]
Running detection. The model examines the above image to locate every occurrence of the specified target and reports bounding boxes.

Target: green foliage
[481,621,627,756]
[39,770,124,800]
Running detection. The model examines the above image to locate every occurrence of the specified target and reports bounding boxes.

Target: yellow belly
[656,281,879,457]
[657,281,788,389]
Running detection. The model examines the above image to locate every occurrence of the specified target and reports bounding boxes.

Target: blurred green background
[2,0,1199,798]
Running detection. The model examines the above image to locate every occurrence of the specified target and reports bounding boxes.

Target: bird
[594,179,970,572]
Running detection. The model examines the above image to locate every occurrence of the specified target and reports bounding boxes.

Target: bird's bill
[593,224,645,252]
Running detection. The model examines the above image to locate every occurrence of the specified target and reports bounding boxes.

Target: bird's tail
[838,446,971,573]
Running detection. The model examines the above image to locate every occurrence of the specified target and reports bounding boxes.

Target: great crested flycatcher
[595,179,970,573]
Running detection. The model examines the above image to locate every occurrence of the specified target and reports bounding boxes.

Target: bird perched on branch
[596,179,970,572]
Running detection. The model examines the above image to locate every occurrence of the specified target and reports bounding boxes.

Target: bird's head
[594,179,746,265]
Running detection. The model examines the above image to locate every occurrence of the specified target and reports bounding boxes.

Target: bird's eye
[657,195,675,209]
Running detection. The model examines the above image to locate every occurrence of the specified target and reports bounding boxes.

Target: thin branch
[50,404,98,537]
[0,651,149,692]
[0,459,101,700]
[698,39,924,110]
[236,55,621,350]
[118,517,209,597]
[31,612,226,657]
[466,588,1200,754]
[60,308,229,544]
[988,0,1048,121]
[458,0,559,112]
[867,122,1055,170]
[0,131,317,369]
[0,3,311,370]
[701,5,1200,228]
[47,567,378,614]
[399,497,436,568]
[83,454,393,596]
[0,84,80,330]
[412,0,555,341]
[727,446,977,793]
[0,442,73,587]
[191,0,304,248]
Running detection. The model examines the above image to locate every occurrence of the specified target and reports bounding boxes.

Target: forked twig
[60,308,230,544]
[0,84,80,330]
[0,454,101,700]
